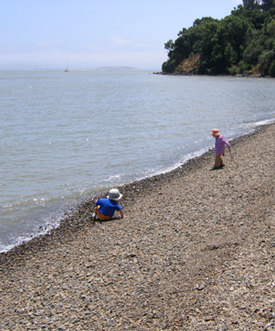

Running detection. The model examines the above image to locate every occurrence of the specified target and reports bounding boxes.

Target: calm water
[1,70,275,252]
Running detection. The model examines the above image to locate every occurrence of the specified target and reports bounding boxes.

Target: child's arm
[222,137,231,148]
[120,209,125,219]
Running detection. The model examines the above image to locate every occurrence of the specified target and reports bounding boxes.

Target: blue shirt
[95,198,122,217]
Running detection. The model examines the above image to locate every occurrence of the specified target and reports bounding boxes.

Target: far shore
[153,71,270,78]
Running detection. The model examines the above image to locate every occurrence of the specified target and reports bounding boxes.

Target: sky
[1,0,242,71]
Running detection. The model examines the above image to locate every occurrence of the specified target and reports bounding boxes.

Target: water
[1,70,275,252]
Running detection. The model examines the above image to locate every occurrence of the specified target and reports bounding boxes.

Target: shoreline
[0,123,272,261]
[154,71,270,78]
[1,123,275,330]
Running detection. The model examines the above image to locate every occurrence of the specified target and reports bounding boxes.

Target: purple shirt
[215,135,230,155]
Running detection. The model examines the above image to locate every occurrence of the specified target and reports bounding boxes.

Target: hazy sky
[1,0,242,71]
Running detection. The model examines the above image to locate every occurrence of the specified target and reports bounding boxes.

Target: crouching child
[92,188,125,221]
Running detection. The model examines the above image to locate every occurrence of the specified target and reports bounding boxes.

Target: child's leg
[94,205,100,218]
[214,154,221,168]
[214,153,225,168]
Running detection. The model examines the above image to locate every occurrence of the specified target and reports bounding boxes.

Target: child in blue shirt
[92,188,125,221]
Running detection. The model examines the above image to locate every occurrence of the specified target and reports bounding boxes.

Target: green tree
[261,0,275,10]
[258,49,275,74]
[208,15,251,73]
[242,0,261,9]
[162,60,176,73]
[193,17,218,26]
[243,38,263,64]
[269,59,275,76]
[162,1,275,76]
[164,40,175,52]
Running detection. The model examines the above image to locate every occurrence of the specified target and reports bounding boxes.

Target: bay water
[1,70,275,253]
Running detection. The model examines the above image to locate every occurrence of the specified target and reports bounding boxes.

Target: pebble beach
[1,124,275,330]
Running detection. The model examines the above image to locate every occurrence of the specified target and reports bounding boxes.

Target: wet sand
[1,124,275,330]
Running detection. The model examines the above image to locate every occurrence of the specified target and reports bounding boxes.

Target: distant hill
[96,66,141,71]
[162,0,275,77]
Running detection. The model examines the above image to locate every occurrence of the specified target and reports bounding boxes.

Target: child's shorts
[95,206,113,221]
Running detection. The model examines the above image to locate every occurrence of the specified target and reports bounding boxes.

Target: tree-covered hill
[162,0,275,76]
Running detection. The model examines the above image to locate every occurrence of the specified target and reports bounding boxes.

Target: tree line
[162,0,275,76]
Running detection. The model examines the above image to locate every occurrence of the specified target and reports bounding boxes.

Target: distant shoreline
[153,71,272,78]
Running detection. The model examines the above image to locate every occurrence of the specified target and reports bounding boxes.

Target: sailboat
[65,62,69,72]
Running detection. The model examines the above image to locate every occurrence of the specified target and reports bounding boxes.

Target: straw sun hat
[211,129,220,136]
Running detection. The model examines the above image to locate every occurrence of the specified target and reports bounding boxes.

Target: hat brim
[107,194,123,200]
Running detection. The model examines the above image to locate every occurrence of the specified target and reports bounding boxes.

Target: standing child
[92,188,125,221]
[211,129,231,169]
